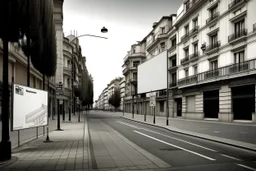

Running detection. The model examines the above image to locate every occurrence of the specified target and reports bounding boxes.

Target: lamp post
[69,27,108,117]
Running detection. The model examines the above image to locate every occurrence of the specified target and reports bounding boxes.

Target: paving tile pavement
[0,113,90,171]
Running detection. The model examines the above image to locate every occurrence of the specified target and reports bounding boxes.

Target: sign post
[150,92,156,124]
[56,82,64,131]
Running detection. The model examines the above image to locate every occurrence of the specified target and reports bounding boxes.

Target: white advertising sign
[12,84,48,131]
[138,51,167,94]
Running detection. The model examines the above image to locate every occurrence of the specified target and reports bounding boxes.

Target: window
[67,78,70,87]
[210,60,218,70]
[193,18,198,28]
[132,73,137,79]
[160,42,165,52]
[133,61,140,67]
[234,51,244,64]
[185,25,189,35]
[172,58,176,67]
[133,47,136,54]
[210,6,217,17]
[160,101,164,112]
[184,1,190,11]
[210,34,218,45]
[67,60,70,68]
[194,43,198,53]
[184,48,189,57]
[161,27,165,34]
[172,73,177,84]
[234,19,245,33]
[194,65,198,75]
[172,38,176,47]
[185,69,189,77]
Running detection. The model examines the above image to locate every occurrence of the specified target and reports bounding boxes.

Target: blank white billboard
[12,84,48,131]
[138,51,167,94]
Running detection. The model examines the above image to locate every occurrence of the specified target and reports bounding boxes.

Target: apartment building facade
[172,0,256,122]
[122,0,256,124]
[122,41,146,113]
[123,15,176,116]
[119,77,125,111]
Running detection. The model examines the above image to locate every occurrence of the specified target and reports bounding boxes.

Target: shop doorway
[232,85,255,120]
[204,90,219,118]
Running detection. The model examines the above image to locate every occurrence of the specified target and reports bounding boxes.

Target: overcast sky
[63,0,183,101]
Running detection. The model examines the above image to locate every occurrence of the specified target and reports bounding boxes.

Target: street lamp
[70,27,108,118]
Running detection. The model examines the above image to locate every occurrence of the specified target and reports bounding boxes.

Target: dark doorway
[204,90,219,118]
[176,98,182,117]
[232,85,255,120]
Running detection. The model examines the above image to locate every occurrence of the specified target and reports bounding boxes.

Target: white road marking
[213,130,220,133]
[116,121,139,129]
[116,120,217,152]
[237,164,256,171]
[134,130,216,161]
[221,154,241,161]
[139,127,217,152]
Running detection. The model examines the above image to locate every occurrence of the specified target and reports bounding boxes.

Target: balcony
[130,78,137,84]
[206,12,219,25]
[189,51,199,62]
[228,29,247,44]
[168,65,178,72]
[190,26,199,36]
[63,67,71,76]
[168,45,176,52]
[178,59,256,87]
[169,82,177,88]
[157,32,168,39]
[130,52,146,58]
[181,56,189,65]
[228,0,246,10]
[122,67,129,75]
[205,41,221,55]
[181,33,189,42]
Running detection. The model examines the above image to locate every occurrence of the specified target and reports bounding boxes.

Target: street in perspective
[1,0,256,171]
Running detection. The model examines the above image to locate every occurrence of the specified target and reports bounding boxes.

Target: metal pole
[56,99,62,130]
[123,97,124,116]
[144,98,146,122]
[153,106,155,124]
[78,102,81,122]
[132,95,134,119]
[17,131,20,147]
[62,100,65,121]
[36,127,38,139]
[69,107,71,121]
[0,0,11,160]
[166,50,169,126]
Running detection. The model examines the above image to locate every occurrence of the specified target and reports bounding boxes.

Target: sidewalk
[103,111,256,152]
[0,112,89,171]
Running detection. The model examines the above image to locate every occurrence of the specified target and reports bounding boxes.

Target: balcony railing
[181,56,189,65]
[185,0,200,13]
[206,12,219,25]
[158,91,167,96]
[205,41,221,53]
[169,82,177,88]
[190,26,199,35]
[178,59,255,87]
[228,29,247,43]
[130,78,137,83]
[181,32,189,42]
[168,45,176,52]
[253,23,256,32]
[228,0,246,9]
[189,51,199,61]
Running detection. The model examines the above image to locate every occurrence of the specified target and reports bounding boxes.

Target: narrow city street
[87,111,256,171]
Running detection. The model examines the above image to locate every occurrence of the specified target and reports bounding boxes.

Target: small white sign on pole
[150,92,156,107]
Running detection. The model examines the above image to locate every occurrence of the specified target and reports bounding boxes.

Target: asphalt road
[88,111,256,171]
